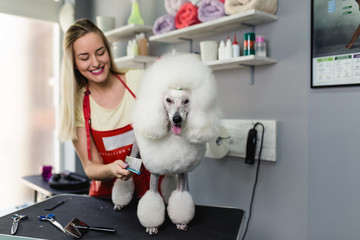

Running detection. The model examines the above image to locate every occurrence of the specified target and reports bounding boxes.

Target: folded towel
[198,0,226,22]
[224,0,277,15]
[153,14,176,35]
[165,0,190,16]
[175,2,201,29]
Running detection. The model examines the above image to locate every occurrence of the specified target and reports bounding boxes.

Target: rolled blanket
[165,0,189,16]
[198,0,226,22]
[224,0,278,15]
[153,14,176,35]
[175,2,201,29]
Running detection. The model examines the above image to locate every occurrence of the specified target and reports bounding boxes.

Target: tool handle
[74,225,116,233]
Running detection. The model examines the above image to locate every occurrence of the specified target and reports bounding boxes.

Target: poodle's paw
[176,223,188,231]
[113,204,122,211]
[167,190,195,227]
[111,178,135,210]
[137,190,165,230]
[146,227,159,235]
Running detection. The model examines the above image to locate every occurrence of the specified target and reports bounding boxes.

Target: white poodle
[132,53,221,235]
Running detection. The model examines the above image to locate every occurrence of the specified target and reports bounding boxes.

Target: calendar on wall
[311,0,360,88]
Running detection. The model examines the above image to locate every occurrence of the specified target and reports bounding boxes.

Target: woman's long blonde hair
[58,18,122,141]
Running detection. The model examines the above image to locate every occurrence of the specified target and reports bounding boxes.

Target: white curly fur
[132,53,221,175]
[167,190,195,225]
[133,53,221,235]
[111,178,135,210]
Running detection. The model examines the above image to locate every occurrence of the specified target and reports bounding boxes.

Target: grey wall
[90,0,360,239]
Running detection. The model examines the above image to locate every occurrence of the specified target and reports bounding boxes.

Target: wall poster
[312,0,360,88]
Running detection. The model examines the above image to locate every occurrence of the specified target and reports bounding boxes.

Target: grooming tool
[45,197,71,211]
[125,156,142,175]
[11,214,28,235]
[65,218,116,239]
[38,213,66,233]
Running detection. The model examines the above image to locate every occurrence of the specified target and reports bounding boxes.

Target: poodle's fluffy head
[132,53,221,143]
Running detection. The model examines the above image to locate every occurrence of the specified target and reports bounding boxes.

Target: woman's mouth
[90,67,104,75]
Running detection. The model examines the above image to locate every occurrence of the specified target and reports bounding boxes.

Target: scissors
[11,214,28,235]
[38,213,66,233]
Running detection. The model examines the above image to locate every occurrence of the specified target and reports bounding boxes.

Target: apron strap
[115,74,136,99]
[82,74,136,160]
[83,87,92,160]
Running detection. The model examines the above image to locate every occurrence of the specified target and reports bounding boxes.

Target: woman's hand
[111,160,133,181]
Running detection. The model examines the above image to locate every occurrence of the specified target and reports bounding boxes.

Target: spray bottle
[127,0,144,25]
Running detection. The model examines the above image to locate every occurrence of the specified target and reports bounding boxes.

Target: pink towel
[198,0,226,22]
[175,2,201,29]
[165,0,189,16]
[153,14,176,35]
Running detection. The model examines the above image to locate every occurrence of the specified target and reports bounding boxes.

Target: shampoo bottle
[218,40,225,60]
[225,36,232,59]
[232,34,240,58]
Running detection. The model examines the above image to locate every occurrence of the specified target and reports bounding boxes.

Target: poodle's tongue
[172,125,182,135]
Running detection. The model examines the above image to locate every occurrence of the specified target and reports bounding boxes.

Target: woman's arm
[72,127,132,181]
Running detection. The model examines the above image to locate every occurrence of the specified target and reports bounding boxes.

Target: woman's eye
[98,51,105,56]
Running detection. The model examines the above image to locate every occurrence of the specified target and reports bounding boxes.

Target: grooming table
[0,194,244,240]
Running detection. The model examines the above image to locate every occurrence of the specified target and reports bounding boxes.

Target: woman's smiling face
[73,32,111,84]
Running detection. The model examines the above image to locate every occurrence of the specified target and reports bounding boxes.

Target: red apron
[83,75,150,198]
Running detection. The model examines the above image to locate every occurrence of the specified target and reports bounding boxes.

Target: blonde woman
[58,19,150,201]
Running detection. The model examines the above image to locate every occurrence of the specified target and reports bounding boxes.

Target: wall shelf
[149,9,278,43]
[114,55,157,69]
[105,24,153,42]
[206,56,277,71]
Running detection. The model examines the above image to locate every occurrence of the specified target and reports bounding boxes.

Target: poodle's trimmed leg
[160,175,177,204]
[167,173,195,231]
[137,173,165,235]
[112,178,135,211]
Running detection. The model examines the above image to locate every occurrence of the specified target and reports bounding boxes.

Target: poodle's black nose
[172,114,182,124]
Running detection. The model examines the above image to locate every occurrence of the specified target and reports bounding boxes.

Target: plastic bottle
[232,34,240,58]
[225,36,232,59]
[218,40,225,60]
[244,32,255,56]
[132,39,138,56]
[127,40,133,56]
[255,35,267,57]
[137,32,148,56]
[127,0,144,25]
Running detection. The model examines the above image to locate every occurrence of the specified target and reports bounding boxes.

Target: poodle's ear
[132,93,169,140]
[185,105,221,143]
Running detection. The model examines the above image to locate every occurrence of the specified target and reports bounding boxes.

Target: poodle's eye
[184,99,189,104]
[166,98,172,103]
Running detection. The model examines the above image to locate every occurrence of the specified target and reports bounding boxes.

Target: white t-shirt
[75,69,143,131]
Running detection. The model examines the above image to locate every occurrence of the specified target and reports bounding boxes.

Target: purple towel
[153,14,176,35]
[165,0,189,16]
[198,0,226,22]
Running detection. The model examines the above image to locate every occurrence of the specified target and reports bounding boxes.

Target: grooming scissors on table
[11,214,28,235]
[38,213,66,233]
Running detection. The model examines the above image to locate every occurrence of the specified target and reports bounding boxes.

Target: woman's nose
[91,56,100,67]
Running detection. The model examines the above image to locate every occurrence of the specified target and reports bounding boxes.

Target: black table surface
[22,175,89,195]
[0,194,244,240]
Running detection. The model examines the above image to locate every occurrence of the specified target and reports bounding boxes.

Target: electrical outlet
[221,119,277,162]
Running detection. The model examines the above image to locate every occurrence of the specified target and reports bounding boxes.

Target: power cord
[241,122,265,240]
